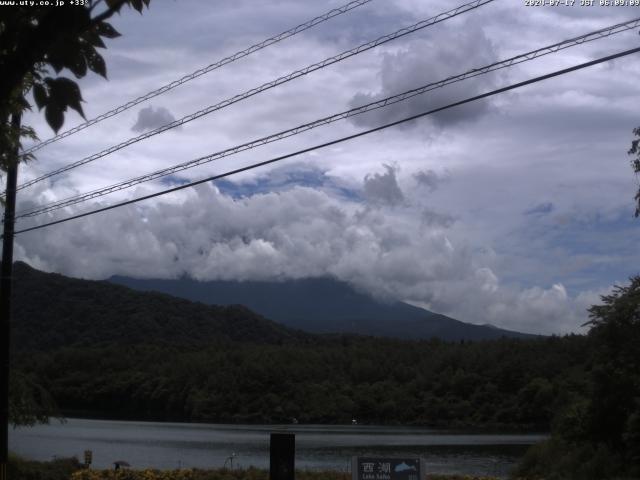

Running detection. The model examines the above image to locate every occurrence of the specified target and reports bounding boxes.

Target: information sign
[352,457,423,480]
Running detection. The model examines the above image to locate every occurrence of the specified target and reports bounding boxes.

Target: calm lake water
[9,418,545,478]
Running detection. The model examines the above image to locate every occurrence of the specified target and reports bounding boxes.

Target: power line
[11,0,494,194]
[15,16,640,220]
[12,45,640,236]
[21,0,374,156]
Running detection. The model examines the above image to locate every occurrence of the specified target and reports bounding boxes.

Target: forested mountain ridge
[9,261,589,430]
[10,262,307,352]
[110,275,535,341]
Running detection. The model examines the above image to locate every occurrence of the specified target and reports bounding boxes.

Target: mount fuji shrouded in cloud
[109,275,535,341]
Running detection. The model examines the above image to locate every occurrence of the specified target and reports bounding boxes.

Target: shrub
[8,454,83,480]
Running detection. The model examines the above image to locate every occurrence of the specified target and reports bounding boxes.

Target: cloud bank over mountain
[13,0,640,335]
[15,163,610,335]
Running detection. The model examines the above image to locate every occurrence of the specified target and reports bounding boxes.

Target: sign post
[270,433,295,480]
[352,457,424,480]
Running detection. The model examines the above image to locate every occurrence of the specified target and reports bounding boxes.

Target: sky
[10,0,640,334]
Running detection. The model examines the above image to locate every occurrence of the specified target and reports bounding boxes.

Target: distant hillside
[7,262,582,429]
[110,275,535,341]
[10,262,306,352]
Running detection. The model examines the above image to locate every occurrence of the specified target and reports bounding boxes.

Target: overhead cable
[12,0,494,194]
[12,45,640,236]
[22,0,374,156]
[16,16,640,219]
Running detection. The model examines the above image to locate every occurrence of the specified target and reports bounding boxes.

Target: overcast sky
[12,0,640,334]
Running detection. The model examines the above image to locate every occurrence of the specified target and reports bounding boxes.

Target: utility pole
[0,113,20,480]
[270,433,295,480]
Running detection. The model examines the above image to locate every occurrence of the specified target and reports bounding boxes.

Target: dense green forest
[15,336,588,429]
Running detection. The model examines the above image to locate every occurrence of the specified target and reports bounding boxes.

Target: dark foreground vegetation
[9,456,498,480]
[8,455,83,480]
[515,277,640,480]
[8,264,640,478]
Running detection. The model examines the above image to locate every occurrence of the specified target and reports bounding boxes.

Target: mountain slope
[7,263,574,428]
[109,276,535,341]
[10,262,306,352]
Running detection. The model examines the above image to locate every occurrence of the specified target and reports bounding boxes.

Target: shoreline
[10,456,504,480]
[44,413,551,436]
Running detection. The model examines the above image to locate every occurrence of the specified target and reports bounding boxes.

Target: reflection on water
[9,419,546,478]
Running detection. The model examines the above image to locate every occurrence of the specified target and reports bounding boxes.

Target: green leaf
[47,77,85,119]
[45,51,65,74]
[17,94,31,111]
[44,103,65,133]
[130,0,144,12]
[96,21,121,39]
[86,50,107,79]
[67,48,88,79]
[105,0,126,11]
[46,40,85,78]
[83,30,106,49]
[33,83,48,110]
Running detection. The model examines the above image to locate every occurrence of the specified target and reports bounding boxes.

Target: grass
[8,454,84,480]
[70,468,500,480]
[8,456,500,480]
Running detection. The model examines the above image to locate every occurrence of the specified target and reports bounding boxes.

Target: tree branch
[90,0,129,27]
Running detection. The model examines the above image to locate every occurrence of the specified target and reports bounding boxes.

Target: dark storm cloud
[421,208,455,228]
[132,106,178,132]
[413,169,448,192]
[348,21,499,130]
[363,164,404,206]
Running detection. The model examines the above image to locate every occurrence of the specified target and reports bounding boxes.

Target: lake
[9,419,546,478]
